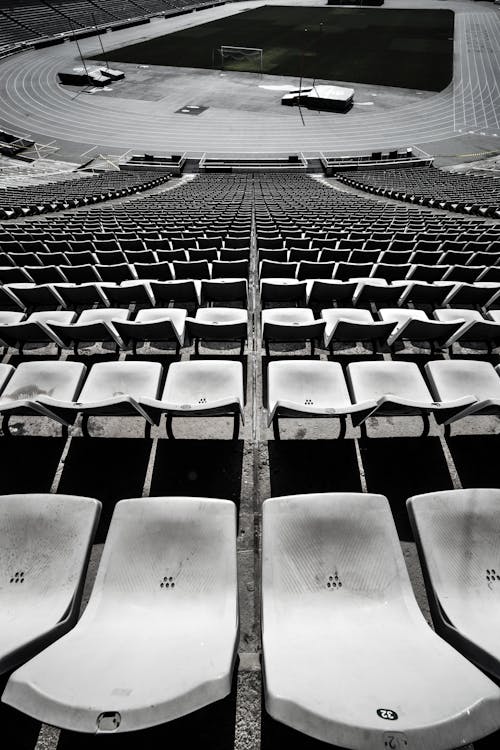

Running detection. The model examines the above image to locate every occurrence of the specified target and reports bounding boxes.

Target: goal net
[214,46,263,74]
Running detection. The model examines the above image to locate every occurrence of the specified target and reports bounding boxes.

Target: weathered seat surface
[408,488,500,680]
[379,308,463,347]
[267,360,377,426]
[347,360,474,424]
[4,496,238,733]
[41,361,163,424]
[262,492,500,749]
[142,360,245,427]
[434,308,500,344]
[321,308,396,348]
[46,308,129,349]
[0,361,86,424]
[114,308,187,352]
[0,493,101,674]
[425,359,500,423]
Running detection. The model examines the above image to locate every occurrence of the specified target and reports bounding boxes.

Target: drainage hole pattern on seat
[326,572,342,589]
[9,570,25,584]
[160,576,176,590]
[486,569,500,586]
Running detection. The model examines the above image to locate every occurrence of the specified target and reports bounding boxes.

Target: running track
[0,0,498,157]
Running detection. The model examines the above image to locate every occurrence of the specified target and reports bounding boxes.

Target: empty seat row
[259,244,500,265]
[0,359,244,438]
[0,245,250,262]
[0,278,248,310]
[261,277,500,309]
[259,258,499,283]
[0,307,248,355]
[4,489,500,746]
[267,359,500,437]
[0,259,249,285]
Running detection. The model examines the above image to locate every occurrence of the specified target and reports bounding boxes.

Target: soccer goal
[214,45,263,75]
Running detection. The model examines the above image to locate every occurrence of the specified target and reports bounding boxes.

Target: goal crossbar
[220,46,263,53]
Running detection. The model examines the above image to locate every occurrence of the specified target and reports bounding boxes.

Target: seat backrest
[0,493,100,622]
[408,489,500,625]
[79,497,237,622]
[263,493,420,623]
[0,361,86,402]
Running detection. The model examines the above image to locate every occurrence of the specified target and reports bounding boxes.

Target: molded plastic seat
[0,363,15,393]
[353,279,408,306]
[60,264,101,284]
[0,494,101,675]
[321,308,395,351]
[200,279,248,306]
[443,283,500,309]
[46,309,129,353]
[135,261,173,281]
[262,492,500,749]
[150,280,200,307]
[6,284,64,310]
[260,279,307,306]
[52,283,109,309]
[425,359,500,423]
[41,361,163,431]
[114,308,186,354]
[296,261,335,281]
[0,361,86,426]
[0,311,76,352]
[172,260,210,280]
[141,360,244,438]
[186,308,247,354]
[0,287,25,311]
[379,308,463,348]
[261,308,325,355]
[408,489,500,681]
[267,360,377,436]
[399,281,455,307]
[434,308,500,346]
[334,262,373,281]
[3,496,238,733]
[347,360,474,427]
[99,281,154,307]
[307,280,357,307]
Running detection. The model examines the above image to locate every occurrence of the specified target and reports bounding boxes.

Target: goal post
[214,45,263,75]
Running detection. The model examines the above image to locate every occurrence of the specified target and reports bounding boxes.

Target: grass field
[95,6,454,92]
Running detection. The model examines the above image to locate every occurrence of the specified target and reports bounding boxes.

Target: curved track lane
[0,0,499,155]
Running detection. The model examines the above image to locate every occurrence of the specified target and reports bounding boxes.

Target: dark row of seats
[0,259,248,286]
[258,258,500,283]
[0,171,169,218]
[338,165,500,218]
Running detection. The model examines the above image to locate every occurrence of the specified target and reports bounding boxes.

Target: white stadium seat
[0,493,100,674]
[262,492,500,748]
[3,496,238,733]
[425,359,500,424]
[408,488,500,680]
[267,359,377,437]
